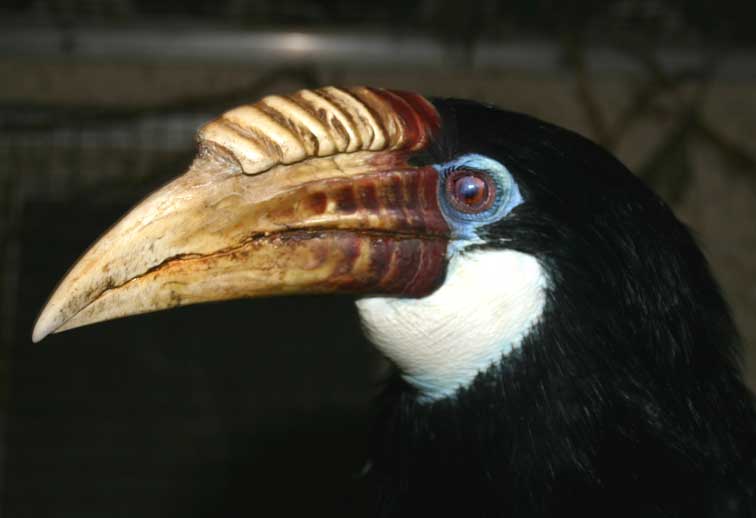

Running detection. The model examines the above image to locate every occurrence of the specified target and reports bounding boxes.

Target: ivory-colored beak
[32,86,449,342]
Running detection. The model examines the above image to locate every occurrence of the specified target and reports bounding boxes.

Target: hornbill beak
[32,87,449,343]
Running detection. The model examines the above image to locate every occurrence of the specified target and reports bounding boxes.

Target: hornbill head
[35,86,544,399]
[33,87,753,514]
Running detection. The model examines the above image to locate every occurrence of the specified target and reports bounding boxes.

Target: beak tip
[32,309,57,343]
[31,326,48,344]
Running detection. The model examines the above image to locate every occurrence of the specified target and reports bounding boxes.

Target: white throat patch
[356,249,547,401]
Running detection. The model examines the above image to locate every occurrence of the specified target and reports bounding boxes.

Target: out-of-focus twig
[694,118,756,180]
[563,35,610,144]
[0,66,322,132]
[563,28,756,202]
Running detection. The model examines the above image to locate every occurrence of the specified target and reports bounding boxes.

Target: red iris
[446,170,495,213]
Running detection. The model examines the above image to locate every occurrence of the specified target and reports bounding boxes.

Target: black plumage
[30,88,756,518]
[367,98,756,517]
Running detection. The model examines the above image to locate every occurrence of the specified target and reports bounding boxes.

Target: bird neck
[366,209,756,517]
[356,249,547,401]
[367,346,756,517]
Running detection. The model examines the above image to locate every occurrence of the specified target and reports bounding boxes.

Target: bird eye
[445,170,496,213]
[435,154,522,236]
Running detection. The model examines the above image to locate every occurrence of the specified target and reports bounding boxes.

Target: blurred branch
[0,65,321,132]
[694,118,756,180]
[563,35,610,144]
[563,28,756,202]
[636,109,696,204]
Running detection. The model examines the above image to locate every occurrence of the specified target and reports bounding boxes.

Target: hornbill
[33,87,756,517]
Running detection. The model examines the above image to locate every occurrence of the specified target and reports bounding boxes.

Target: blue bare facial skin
[434,153,523,241]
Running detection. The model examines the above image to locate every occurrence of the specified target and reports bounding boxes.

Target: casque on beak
[32,87,450,342]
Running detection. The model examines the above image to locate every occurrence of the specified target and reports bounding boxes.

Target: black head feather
[369,98,756,517]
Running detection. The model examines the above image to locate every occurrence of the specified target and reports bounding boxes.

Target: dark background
[2,1,756,516]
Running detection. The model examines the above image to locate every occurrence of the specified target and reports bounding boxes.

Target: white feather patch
[356,249,547,400]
